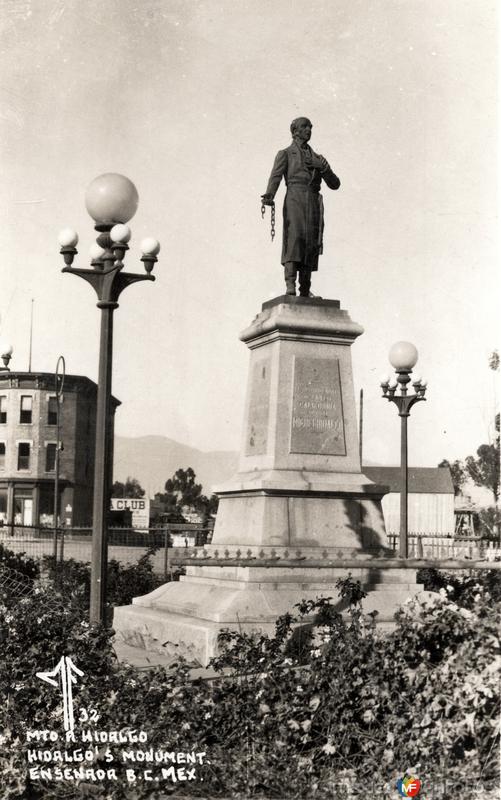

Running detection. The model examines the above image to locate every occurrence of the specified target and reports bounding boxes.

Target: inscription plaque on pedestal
[245,358,271,455]
[290,356,346,455]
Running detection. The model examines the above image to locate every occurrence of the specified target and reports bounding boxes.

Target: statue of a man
[261,117,340,297]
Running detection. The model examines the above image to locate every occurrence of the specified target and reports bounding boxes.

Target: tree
[205,493,219,516]
[438,459,466,497]
[111,477,145,498]
[164,467,203,507]
[155,467,203,522]
[488,349,499,371]
[464,414,500,505]
[194,492,219,523]
[155,467,219,522]
[476,506,501,540]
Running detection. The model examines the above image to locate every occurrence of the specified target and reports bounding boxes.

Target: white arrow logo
[36,656,84,734]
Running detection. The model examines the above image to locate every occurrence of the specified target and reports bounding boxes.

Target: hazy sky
[0,0,498,472]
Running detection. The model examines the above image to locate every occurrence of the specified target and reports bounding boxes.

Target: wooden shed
[363,466,455,534]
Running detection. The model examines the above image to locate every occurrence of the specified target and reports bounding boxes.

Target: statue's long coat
[265,141,340,270]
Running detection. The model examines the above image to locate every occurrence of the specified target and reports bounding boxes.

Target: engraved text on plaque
[290,356,346,455]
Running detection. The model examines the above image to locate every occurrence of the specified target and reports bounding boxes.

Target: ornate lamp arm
[381,369,427,416]
[60,228,155,308]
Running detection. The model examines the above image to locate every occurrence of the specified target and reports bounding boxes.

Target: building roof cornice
[0,371,120,407]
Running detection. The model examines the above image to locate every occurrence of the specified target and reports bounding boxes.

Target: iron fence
[1,524,500,586]
[0,523,214,581]
[386,531,501,560]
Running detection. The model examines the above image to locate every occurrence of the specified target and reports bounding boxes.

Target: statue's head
[290,117,312,142]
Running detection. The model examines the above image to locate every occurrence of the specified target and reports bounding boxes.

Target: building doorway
[14,490,33,526]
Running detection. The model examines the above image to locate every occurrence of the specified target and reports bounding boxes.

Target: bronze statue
[261,117,340,297]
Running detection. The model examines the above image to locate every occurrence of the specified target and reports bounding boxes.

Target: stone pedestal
[113,297,422,666]
[211,296,387,554]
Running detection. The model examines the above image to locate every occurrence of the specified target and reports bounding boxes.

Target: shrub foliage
[0,560,499,799]
[43,550,165,610]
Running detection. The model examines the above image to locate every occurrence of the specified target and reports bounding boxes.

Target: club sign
[110,497,150,529]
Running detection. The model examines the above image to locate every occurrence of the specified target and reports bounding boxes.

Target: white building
[364,466,455,534]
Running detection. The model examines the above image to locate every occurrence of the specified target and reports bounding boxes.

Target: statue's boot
[298,269,311,297]
[284,262,297,296]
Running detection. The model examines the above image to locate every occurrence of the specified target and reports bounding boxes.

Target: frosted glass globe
[85,174,138,225]
[110,223,131,243]
[58,228,79,247]
[0,341,13,357]
[140,237,161,256]
[389,341,418,370]
[89,243,106,260]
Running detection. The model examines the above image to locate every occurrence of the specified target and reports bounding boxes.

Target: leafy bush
[0,572,499,798]
[418,566,501,605]
[0,586,116,799]
[42,550,165,610]
[208,578,499,797]
[0,542,39,581]
[106,552,165,606]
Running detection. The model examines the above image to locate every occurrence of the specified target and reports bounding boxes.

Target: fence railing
[169,554,501,571]
[0,523,214,580]
[386,532,501,560]
[1,525,500,579]
[0,522,213,541]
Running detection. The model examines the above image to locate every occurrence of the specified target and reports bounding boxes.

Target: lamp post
[380,341,427,558]
[52,355,65,565]
[58,173,160,624]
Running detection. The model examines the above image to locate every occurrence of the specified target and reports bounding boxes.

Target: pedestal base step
[113,574,424,666]
[113,605,223,668]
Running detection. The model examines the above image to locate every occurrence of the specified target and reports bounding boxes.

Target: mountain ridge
[113,435,238,496]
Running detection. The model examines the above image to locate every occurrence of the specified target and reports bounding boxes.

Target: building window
[20,396,32,424]
[0,396,6,424]
[39,487,55,527]
[45,443,57,472]
[17,442,30,470]
[48,397,58,425]
[0,442,5,469]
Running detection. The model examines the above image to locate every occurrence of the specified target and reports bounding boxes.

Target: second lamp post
[381,341,427,559]
[58,173,160,624]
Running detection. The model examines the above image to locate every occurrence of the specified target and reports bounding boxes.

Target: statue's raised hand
[313,154,330,173]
